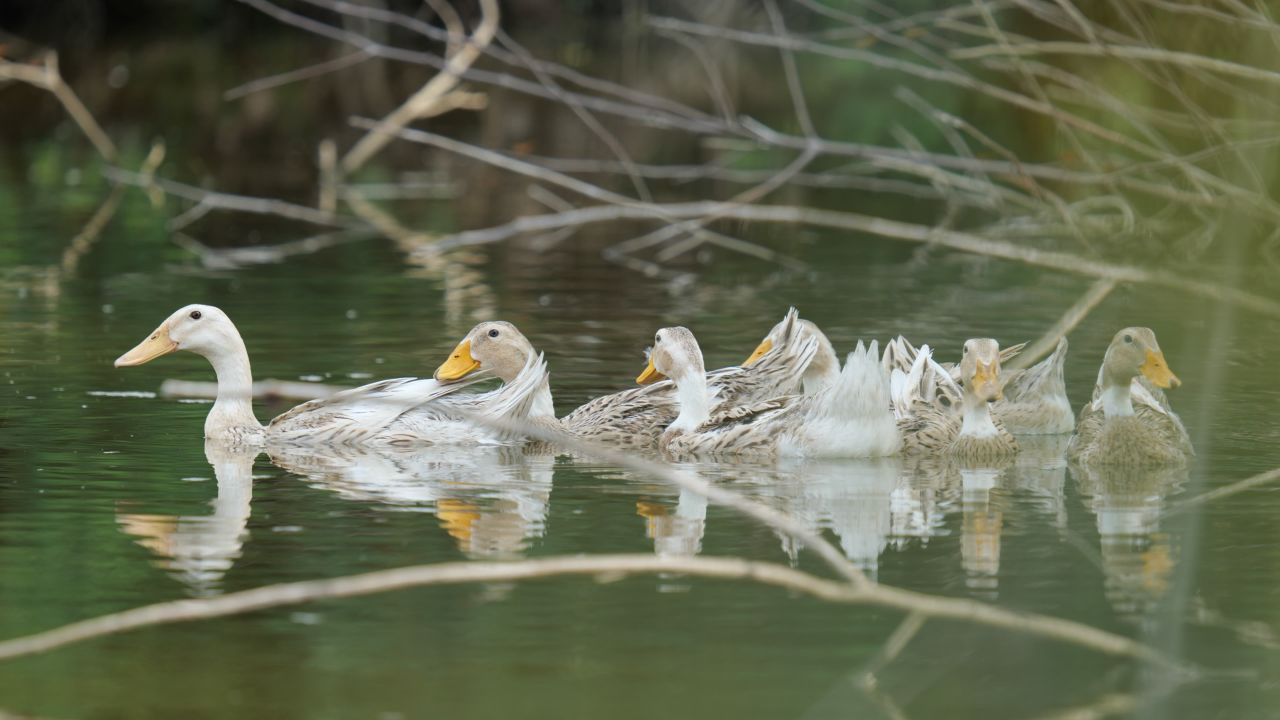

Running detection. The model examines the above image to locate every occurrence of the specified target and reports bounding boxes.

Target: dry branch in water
[0,554,1185,672]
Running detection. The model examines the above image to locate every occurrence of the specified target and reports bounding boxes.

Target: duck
[884,335,1069,435]
[113,305,546,446]
[558,308,826,448]
[891,339,1018,460]
[1067,327,1193,467]
[995,337,1074,434]
[742,316,841,395]
[635,325,901,458]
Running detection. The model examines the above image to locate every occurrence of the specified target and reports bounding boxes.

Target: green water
[3,199,1279,718]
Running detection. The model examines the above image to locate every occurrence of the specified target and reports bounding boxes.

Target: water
[2,16,1280,719]
[3,215,1278,718]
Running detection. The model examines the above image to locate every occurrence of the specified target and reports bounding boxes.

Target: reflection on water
[1074,462,1186,617]
[269,444,553,559]
[637,486,708,557]
[771,459,903,580]
[960,464,1008,599]
[1012,435,1072,530]
[116,442,256,596]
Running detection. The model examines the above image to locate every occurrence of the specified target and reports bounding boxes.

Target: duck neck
[531,377,557,420]
[960,395,999,438]
[803,344,841,395]
[1100,380,1135,417]
[669,371,712,434]
[204,339,261,438]
[798,330,839,392]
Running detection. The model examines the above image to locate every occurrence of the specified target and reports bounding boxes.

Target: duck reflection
[787,459,903,579]
[1012,435,1072,529]
[637,486,708,557]
[961,466,1006,598]
[907,455,1014,599]
[116,441,257,596]
[269,444,553,559]
[1073,463,1187,617]
[890,461,957,552]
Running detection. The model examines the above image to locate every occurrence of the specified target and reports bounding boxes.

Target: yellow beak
[1140,349,1181,389]
[435,339,482,381]
[114,324,178,367]
[636,356,666,385]
[971,361,1003,402]
[743,338,773,367]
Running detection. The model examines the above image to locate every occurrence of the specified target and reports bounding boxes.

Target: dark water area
[2,4,1280,719]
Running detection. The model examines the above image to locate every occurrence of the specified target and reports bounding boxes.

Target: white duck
[114,305,546,446]
[636,326,900,458]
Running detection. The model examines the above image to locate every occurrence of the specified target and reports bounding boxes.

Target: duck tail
[880,335,918,376]
[807,340,901,456]
[1043,336,1069,389]
[891,343,962,419]
[1009,336,1068,401]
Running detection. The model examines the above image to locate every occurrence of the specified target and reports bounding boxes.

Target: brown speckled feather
[898,405,1018,460]
[662,396,804,457]
[1067,402,1192,467]
[561,309,814,448]
[995,337,1073,435]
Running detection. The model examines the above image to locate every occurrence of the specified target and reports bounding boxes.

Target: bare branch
[341,0,499,173]
[0,53,116,161]
[0,553,1188,671]
[415,200,1280,317]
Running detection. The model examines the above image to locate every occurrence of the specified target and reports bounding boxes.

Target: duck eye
[654,334,661,344]
[1123,334,1133,344]
[488,329,499,338]
[190,310,202,320]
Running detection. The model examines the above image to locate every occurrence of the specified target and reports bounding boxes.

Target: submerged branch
[1165,467,1280,516]
[0,554,1187,672]
[159,379,349,401]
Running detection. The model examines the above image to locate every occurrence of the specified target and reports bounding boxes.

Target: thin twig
[951,40,1280,85]
[1165,467,1280,517]
[1004,279,1117,372]
[103,167,356,228]
[223,49,373,101]
[341,0,497,173]
[0,53,116,161]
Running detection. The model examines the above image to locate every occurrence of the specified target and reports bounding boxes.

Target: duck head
[1102,327,1180,389]
[435,321,535,384]
[637,326,706,385]
[115,304,242,366]
[959,338,1004,403]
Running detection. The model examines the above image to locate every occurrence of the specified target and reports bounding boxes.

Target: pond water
[2,11,1280,720]
[4,216,1278,718]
